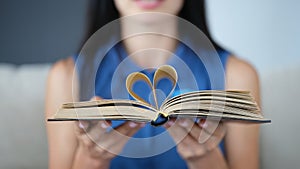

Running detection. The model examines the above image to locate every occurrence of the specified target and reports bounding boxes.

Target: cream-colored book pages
[55,117,151,122]
[165,102,262,118]
[162,95,257,111]
[62,99,156,111]
[161,91,255,108]
[168,111,269,123]
[54,106,156,121]
[126,65,177,109]
[162,100,257,112]
[52,116,151,122]
[170,90,252,99]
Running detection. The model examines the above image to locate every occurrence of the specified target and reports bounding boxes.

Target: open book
[48,65,271,126]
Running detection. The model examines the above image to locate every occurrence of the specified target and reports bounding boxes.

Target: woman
[45,0,260,169]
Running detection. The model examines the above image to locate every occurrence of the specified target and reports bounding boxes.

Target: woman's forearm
[187,148,229,169]
[72,146,110,169]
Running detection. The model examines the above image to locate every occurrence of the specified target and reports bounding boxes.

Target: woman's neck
[120,16,178,68]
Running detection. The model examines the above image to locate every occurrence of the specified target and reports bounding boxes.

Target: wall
[1,0,299,68]
[207,0,300,168]
[0,0,87,64]
[207,0,300,73]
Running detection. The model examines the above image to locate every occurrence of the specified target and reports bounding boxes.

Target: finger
[198,120,226,144]
[177,119,205,143]
[85,120,112,141]
[75,120,91,134]
[77,120,112,150]
[108,121,142,142]
[75,97,103,134]
[199,121,226,151]
[176,119,225,144]
[91,96,102,100]
[177,134,207,160]
[165,118,203,143]
[77,97,105,139]
[165,119,226,157]
[206,120,226,138]
[165,119,190,144]
[189,119,226,151]
[166,121,207,159]
[94,121,143,155]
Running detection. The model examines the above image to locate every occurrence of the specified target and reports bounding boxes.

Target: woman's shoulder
[48,57,75,82]
[46,56,77,94]
[226,55,259,89]
[46,57,78,117]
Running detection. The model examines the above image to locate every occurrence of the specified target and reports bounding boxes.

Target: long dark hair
[79,0,223,52]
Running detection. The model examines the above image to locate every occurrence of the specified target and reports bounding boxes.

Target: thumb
[75,120,91,135]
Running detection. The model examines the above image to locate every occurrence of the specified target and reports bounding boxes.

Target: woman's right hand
[73,96,144,169]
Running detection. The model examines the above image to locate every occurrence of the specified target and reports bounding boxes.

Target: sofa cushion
[0,63,299,169]
[260,65,300,169]
[0,63,50,169]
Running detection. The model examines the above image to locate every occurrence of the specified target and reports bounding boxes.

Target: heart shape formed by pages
[126,65,178,109]
[126,65,178,126]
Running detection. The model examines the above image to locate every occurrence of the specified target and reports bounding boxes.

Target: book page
[53,104,157,122]
[166,102,262,118]
[162,90,254,108]
[169,111,270,123]
[126,65,178,109]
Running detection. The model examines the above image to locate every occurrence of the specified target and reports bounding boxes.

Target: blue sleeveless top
[74,42,230,169]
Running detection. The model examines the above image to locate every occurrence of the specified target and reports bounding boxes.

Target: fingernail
[167,120,174,126]
[79,122,88,129]
[79,122,85,129]
[179,120,189,127]
[100,122,109,129]
[129,122,138,128]
[91,96,101,101]
[199,119,208,128]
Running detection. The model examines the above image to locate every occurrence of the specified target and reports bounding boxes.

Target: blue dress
[74,41,230,169]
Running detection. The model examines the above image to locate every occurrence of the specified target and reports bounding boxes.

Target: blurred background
[0,0,299,168]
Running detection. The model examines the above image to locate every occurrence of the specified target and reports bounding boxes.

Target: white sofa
[0,63,299,169]
[260,65,300,169]
[0,64,50,169]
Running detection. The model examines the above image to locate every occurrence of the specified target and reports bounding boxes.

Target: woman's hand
[73,96,144,169]
[164,118,226,168]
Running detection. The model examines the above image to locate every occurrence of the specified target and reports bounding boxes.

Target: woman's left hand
[164,118,226,166]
